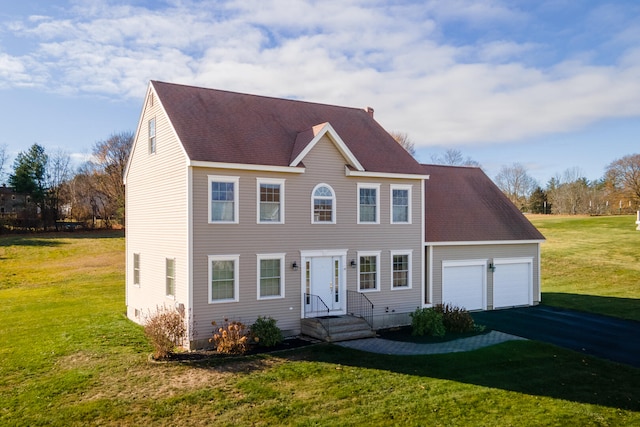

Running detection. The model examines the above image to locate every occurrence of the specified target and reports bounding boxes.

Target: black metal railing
[304,293,330,318]
[347,290,374,327]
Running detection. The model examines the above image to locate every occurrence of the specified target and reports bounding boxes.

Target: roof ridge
[151,80,368,114]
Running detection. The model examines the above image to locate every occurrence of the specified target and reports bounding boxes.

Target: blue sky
[1,0,639,186]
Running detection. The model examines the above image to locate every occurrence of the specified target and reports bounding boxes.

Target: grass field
[530,214,640,321]
[1,217,639,426]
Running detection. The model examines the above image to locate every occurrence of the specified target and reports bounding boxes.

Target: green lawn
[530,215,640,321]
[1,221,639,426]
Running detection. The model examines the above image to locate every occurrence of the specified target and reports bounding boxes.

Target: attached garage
[441,260,486,311]
[422,164,545,312]
[493,258,533,308]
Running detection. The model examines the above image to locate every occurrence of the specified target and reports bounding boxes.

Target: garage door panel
[442,263,485,311]
[493,260,531,308]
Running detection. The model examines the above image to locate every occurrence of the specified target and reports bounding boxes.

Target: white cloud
[1,0,640,149]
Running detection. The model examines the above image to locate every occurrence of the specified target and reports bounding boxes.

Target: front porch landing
[301,315,376,342]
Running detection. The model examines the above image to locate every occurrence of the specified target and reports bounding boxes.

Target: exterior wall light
[292,261,299,271]
[350,259,357,268]
[488,262,496,273]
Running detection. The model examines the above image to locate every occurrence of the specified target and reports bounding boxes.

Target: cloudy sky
[1,0,639,185]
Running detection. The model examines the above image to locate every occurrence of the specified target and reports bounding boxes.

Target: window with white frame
[257,253,285,299]
[148,117,156,154]
[391,185,411,224]
[133,253,140,285]
[358,251,380,292]
[257,178,285,223]
[312,184,336,223]
[166,258,176,297]
[358,184,380,224]
[208,255,239,303]
[209,176,239,223]
[391,251,412,289]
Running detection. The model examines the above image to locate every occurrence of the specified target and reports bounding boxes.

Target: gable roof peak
[147,80,425,174]
[290,122,364,171]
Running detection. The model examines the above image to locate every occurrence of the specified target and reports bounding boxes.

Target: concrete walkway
[336,330,526,355]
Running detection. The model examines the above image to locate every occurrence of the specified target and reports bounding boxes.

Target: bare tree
[90,131,134,225]
[389,131,416,158]
[430,148,481,167]
[494,163,538,210]
[547,167,596,214]
[46,149,72,228]
[0,144,8,184]
[605,153,640,205]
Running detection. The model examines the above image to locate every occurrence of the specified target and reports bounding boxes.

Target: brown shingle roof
[422,164,545,242]
[151,81,424,175]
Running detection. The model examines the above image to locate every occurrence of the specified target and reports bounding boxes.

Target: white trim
[256,253,286,300]
[299,249,348,319]
[311,183,337,224]
[191,160,305,174]
[357,250,381,293]
[299,249,349,258]
[208,175,239,224]
[425,240,545,246]
[165,257,176,298]
[256,178,285,224]
[427,245,433,305]
[537,244,542,303]
[390,250,413,290]
[422,179,427,306]
[390,184,412,224]
[290,122,364,171]
[346,167,429,180]
[187,167,194,342]
[208,255,240,304]
[357,183,380,224]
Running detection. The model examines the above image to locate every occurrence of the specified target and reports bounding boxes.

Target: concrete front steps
[301,315,376,342]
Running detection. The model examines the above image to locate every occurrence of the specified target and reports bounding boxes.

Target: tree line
[0,132,132,231]
[429,148,640,215]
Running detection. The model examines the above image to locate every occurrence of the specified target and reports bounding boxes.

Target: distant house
[124,81,544,348]
[0,185,32,217]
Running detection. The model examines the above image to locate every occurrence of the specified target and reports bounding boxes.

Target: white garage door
[493,258,532,308]
[442,260,486,311]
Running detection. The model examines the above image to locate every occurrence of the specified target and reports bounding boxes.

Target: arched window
[312,184,336,223]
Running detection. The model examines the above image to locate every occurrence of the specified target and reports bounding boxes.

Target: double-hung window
[148,118,156,154]
[133,253,140,285]
[391,251,412,289]
[209,176,239,223]
[358,184,380,224]
[358,251,380,292]
[312,184,336,223]
[209,255,239,303]
[391,185,411,224]
[257,254,285,299]
[257,178,285,223]
[166,258,176,297]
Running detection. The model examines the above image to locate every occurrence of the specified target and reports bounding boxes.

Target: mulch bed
[376,325,491,344]
[160,337,317,362]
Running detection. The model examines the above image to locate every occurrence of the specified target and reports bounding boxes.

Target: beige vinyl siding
[125,87,190,325]
[428,243,540,309]
[190,135,424,339]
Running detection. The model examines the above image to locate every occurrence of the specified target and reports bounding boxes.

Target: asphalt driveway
[471,305,640,368]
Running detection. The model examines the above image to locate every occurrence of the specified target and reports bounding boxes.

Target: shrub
[435,303,476,333]
[410,307,445,337]
[250,316,283,347]
[210,319,249,354]
[144,306,186,360]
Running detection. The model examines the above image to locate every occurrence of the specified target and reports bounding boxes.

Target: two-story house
[124,81,543,349]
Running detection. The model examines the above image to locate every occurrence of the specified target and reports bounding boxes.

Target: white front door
[305,256,344,315]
